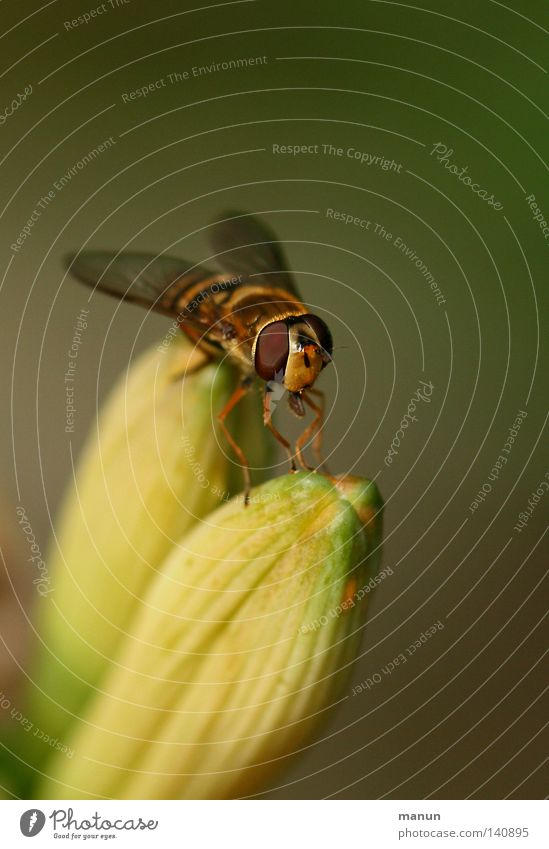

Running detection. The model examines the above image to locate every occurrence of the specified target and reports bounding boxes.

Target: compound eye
[254,320,289,381]
[301,314,333,360]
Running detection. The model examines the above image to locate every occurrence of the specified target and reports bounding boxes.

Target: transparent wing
[64,251,215,319]
[209,211,299,294]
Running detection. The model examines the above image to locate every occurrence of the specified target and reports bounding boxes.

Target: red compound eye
[254,320,289,381]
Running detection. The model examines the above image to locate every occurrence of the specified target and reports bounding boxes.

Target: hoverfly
[66,212,333,502]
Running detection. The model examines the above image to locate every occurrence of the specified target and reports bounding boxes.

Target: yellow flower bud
[27,336,270,749]
[39,472,382,800]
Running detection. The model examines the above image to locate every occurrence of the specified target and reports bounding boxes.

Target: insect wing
[209,211,299,294]
[65,251,215,319]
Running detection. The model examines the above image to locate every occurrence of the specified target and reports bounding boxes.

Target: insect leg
[263,387,296,473]
[295,390,327,472]
[168,344,212,382]
[218,378,252,505]
[306,388,328,469]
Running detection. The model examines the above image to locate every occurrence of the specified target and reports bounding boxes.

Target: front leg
[168,344,212,382]
[295,389,328,472]
[263,386,296,473]
[218,377,253,504]
[307,387,329,471]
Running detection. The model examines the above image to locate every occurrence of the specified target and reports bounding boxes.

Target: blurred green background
[0,0,547,799]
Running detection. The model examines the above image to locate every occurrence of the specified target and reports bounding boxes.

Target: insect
[66,211,333,502]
